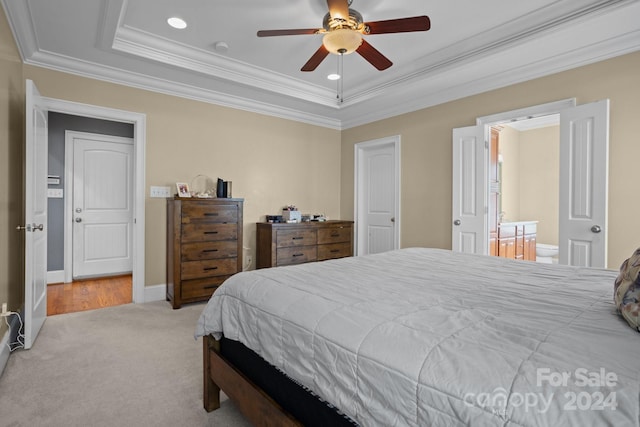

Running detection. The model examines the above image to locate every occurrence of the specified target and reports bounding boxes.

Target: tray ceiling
[3,0,639,129]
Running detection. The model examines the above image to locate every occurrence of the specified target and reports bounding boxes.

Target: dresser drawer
[277,246,317,266]
[181,258,238,280]
[276,229,317,248]
[180,276,229,300]
[181,240,238,262]
[181,223,237,243]
[318,226,352,244]
[181,203,238,223]
[318,242,351,261]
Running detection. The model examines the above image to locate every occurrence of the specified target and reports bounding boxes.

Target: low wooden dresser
[256,220,353,269]
[166,197,243,308]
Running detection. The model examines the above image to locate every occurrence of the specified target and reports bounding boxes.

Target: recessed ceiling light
[327,74,341,81]
[167,17,187,29]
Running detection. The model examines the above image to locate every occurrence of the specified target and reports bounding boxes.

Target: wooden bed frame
[203,334,302,426]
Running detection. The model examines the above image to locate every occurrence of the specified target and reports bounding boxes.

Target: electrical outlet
[150,186,171,198]
[244,256,253,271]
[1,302,7,315]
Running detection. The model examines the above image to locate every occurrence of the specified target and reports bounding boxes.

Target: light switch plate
[150,186,171,198]
[47,188,63,198]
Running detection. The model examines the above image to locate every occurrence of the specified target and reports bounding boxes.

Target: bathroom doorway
[489,116,560,264]
[452,98,610,268]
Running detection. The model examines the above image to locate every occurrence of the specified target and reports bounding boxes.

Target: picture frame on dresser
[176,182,191,197]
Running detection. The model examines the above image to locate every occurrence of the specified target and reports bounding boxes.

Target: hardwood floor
[47,275,132,316]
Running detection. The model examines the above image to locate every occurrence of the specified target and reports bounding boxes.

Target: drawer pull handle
[202,249,219,253]
[204,231,219,235]
[330,233,340,237]
[330,249,340,253]
[204,213,219,216]
[204,267,219,271]
[292,237,304,240]
[292,253,304,257]
[204,285,218,290]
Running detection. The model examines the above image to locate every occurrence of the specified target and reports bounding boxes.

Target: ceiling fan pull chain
[338,51,344,103]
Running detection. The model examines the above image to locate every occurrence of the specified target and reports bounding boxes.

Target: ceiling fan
[257,0,430,72]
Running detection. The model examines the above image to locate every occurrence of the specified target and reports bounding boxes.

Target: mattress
[196,247,639,426]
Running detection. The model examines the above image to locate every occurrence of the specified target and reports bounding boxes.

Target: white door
[452,126,487,254]
[355,137,400,255]
[71,133,134,278]
[558,100,609,268]
[23,80,48,349]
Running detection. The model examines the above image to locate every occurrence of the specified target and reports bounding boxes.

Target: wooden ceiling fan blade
[365,16,431,34]
[326,0,349,20]
[257,29,320,37]
[301,45,330,72]
[356,39,392,71]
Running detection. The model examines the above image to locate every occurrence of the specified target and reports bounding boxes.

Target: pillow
[614,247,640,331]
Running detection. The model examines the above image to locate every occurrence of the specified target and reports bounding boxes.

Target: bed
[195,247,640,426]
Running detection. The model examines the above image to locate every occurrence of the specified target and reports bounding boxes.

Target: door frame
[63,131,135,282]
[475,99,575,256]
[354,135,401,256]
[43,97,146,303]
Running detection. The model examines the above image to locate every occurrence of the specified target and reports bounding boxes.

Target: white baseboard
[144,284,166,303]
[0,312,21,378]
[0,326,10,377]
[47,270,65,284]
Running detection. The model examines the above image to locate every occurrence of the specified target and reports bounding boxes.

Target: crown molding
[24,49,342,129]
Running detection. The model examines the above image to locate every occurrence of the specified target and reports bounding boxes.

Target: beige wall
[341,52,640,269]
[0,8,24,329]
[22,66,342,286]
[519,125,560,246]
[498,126,521,222]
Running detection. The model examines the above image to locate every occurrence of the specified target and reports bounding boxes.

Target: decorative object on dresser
[166,197,243,308]
[256,220,353,269]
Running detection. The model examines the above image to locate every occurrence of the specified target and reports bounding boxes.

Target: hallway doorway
[47,275,132,315]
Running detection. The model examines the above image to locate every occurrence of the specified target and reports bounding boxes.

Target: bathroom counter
[498,220,538,227]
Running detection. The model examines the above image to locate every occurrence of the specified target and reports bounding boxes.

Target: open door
[21,80,48,349]
[558,100,609,268]
[452,125,487,254]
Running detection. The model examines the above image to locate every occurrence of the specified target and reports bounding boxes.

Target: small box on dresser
[256,220,353,269]
[166,197,243,308]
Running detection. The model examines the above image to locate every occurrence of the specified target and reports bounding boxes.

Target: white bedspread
[196,248,639,427]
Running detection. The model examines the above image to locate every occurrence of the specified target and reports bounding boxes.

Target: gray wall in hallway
[47,112,134,273]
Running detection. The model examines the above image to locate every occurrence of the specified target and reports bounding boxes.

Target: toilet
[536,243,559,264]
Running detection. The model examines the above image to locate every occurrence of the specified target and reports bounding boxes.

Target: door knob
[75,218,82,223]
[453,219,461,226]
[591,225,602,233]
[75,208,82,213]
[390,217,395,223]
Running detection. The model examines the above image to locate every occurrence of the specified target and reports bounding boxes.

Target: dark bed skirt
[219,337,357,426]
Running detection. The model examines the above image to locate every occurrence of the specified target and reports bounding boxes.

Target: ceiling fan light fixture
[322,29,362,55]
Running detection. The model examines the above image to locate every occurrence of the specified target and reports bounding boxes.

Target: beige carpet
[0,301,252,427]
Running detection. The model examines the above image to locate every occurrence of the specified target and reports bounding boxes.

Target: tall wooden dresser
[256,220,353,269]
[166,197,243,308]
